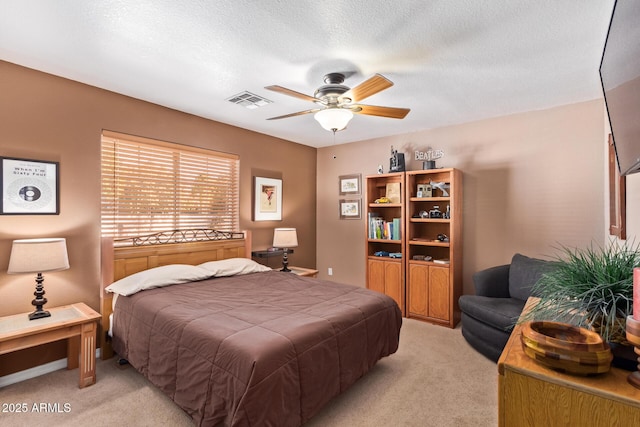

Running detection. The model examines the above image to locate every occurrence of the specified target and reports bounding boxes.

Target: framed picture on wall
[253,176,282,221]
[1,157,59,215]
[339,199,361,220]
[338,174,361,196]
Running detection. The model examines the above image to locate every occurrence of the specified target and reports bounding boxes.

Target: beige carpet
[0,319,497,426]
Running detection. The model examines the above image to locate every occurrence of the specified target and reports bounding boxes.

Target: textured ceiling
[0,0,614,148]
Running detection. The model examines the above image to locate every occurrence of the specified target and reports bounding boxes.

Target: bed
[100,230,402,427]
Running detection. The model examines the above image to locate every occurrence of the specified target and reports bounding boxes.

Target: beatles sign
[415,148,444,161]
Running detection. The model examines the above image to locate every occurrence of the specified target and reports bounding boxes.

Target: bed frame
[99,230,252,360]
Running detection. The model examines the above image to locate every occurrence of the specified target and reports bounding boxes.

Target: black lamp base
[280,250,292,272]
[29,272,50,321]
[29,309,51,320]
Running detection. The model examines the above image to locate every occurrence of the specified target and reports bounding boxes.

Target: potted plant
[522,240,640,348]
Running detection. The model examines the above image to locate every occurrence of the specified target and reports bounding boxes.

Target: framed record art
[1,157,59,215]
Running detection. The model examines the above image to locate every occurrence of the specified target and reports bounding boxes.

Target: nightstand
[0,303,101,388]
[276,266,319,277]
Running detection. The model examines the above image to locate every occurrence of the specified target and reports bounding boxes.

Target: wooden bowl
[523,321,605,352]
[521,343,612,375]
[520,321,612,375]
[521,334,612,364]
[626,315,640,347]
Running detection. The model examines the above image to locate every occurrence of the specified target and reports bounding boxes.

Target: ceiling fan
[265,73,410,132]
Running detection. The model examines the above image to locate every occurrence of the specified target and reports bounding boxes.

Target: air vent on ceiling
[227,91,272,109]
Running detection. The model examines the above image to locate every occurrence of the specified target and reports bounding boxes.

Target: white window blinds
[101,131,239,240]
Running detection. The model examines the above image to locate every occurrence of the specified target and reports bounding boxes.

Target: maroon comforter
[112,270,402,426]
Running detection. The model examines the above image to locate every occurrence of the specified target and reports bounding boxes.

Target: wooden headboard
[99,230,252,359]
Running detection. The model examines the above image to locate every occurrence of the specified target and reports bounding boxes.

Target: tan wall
[0,61,316,374]
[317,100,609,293]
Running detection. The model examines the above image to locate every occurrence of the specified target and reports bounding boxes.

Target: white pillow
[198,258,271,277]
[105,264,213,296]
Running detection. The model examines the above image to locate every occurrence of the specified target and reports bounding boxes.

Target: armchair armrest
[472,264,511,298]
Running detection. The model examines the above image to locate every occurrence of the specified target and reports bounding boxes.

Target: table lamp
[7,238,70,320]
[272,228,298,272]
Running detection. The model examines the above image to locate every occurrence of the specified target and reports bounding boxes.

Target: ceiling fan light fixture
[314,108,354,132]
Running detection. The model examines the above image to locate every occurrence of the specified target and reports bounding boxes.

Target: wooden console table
[0,303,101,388]
[498,299,640,426]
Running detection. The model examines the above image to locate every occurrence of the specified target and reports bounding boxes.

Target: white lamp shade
[7,238,70,274]
[273,228,298,248]
[314,108,354,131]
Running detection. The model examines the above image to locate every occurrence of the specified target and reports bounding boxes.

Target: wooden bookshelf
[365,172,406,315]
[405,168,462,328]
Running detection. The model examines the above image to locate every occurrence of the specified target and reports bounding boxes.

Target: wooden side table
[275,266,319,277]
[498,298,640,426]
[0,303,101,388]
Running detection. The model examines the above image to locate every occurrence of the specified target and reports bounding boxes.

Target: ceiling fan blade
[264,85,318,103]
[353,104,410,119]
[341,74,393,103]
[266,108,320,120]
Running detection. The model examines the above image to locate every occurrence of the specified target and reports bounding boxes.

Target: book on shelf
[368,213,380,239]
[392,218,401,240]
[368,213,402,240]
[434,258,450,265]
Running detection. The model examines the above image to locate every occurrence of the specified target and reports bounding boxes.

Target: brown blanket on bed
[112,270,402,427]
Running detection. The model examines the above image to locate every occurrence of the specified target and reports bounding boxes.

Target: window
[101,131,239,242]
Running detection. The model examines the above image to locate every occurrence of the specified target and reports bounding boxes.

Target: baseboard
[0,348,101,388]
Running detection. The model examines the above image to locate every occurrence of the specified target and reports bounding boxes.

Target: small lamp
[7,238,69,320]
[272,228,298,272]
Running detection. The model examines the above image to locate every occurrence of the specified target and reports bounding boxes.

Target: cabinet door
[408,264,428,317]
[384,261,403,310]
[367,259,386,295]
[428,266,450,321]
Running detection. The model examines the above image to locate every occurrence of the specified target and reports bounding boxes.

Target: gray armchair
[458,254,553,362]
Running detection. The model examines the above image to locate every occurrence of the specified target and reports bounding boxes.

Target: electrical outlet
[328,267,333,276]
